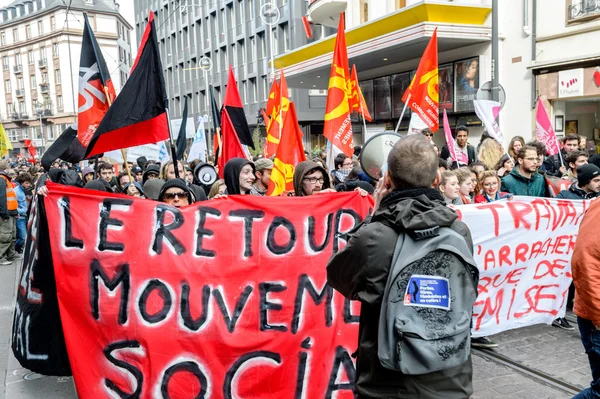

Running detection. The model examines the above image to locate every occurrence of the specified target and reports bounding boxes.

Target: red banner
[44,182,371,399]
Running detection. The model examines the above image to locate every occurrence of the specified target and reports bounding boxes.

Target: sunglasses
[163,191,187,200]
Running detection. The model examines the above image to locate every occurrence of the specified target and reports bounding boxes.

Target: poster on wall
[558,69,584,98]
[391,72,412,119]
[359,80,374,121]
[374,77,392,120]
[454,57,480,112]
[439,63,454,113]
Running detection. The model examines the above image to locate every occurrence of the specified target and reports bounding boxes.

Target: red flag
[268,101,307,196]
[223,67,254,149]
[350,65,372,122]
[402,28,439,131]
[84,12,169,158]
[217,102,248,175]
[265,71,290,158]
[24,139,36,162]
[266,79,280,119]
[302,16,313,39]
[323,13,353,157]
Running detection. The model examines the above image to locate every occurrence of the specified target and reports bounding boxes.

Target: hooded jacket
[224,158,254,195]
[555,182,599,200]
[83,179,113,193]
[142,165,161,184]
[500,168,548,197]
[327,188,474,399]
[293,161,331,196]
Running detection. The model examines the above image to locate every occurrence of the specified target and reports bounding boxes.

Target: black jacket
[556,182,600,200]
[542,149,568,177]
[327,188,474,399]
[440,144,477,166]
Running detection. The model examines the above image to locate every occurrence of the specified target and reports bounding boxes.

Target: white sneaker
[0,260,12,265]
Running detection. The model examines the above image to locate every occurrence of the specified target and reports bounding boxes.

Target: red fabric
[323,13,353,157]
[265,72,289,158]
[85,113,169,158]
[23,139,36,162]
[302,16,313,39]
[402,28,439,131]
[217,109,247,176]
[267,102,307,196]
[265,79,280,118]
[474,192,510,204]
[350,65,372,122]
[223,67,243,108]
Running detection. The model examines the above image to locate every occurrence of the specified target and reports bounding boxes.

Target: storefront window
[439,63,454,113]
[374,76,391,120]
[454,57,479,112]
[391,72,411,119]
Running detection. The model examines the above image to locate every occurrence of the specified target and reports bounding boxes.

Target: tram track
[472,347,582,396]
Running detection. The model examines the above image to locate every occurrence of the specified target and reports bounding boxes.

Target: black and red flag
[223,67,254,150]
[77,13,116,147]
[84,12,170,159]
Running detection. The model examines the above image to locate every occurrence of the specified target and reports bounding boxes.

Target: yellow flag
[0,123,13,158]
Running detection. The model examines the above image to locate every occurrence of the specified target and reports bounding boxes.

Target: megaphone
[359,132,402,180]
[193,163,218,192]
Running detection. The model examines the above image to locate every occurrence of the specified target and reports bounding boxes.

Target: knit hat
[81,166,94,178]
[158,179,195,204]
[577,164,600,187]
[254,158,274,172]
[143,179,164,200]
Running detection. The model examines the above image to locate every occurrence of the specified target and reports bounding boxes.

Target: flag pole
[359,100,368,140]
[165,107,181,179]
[393,93,411,134]
[104,86,133,183]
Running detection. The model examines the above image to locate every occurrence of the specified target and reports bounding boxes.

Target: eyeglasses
[524,157,538,162]
[483,182,498,188]
[342,163,353,167]
[424,133,433,137]
[304,177,325,184]
[163,191,187,200]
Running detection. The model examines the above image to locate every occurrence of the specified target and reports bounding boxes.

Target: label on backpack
[403,275,451,310]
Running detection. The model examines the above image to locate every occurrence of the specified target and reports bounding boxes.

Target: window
[53,43,59,58]
[8,129,18,141]
[57,95,63,110]
[13,28,18,42]
[21,128,28,140]
[40,47,46,62]
[242,80,247,104]
[54,69,61,84]
[38,20,44,35]
[30,75,36,88]
[19,101,26,113]
[17,77,24,90]
[282,23,289,52]
[262,76,267,100]
[51,16,56,31]
[15,54,21,66]
[249,0,254,19]
[250,78,256,103]
[567,0,600,23]
[26,25,31,39]
[85,0,94,4]
[2,57,8,70]
[41,72,48,83]
[360,0,369,23]
[251,36,256,61]
[5,80,11,93]
[272,28,278,55]
[28,51,35,65]
[7,103,13,116]
[0,32,5,46]
[48,125,55,140]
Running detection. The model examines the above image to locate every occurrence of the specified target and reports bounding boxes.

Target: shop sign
[558,68,584,98]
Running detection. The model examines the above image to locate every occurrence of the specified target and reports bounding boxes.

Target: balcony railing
[43,108,53,116]
[38,59,47,68]
[39,83,49,93]
[15,89,24,97]
[11,112,28,121]
[13,64,22,73]
[568,0,600,21]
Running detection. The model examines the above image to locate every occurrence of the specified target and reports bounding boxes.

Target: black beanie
[577,164,600,187]
[158,179,195,203]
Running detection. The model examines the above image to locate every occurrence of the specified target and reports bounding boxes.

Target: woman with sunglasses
[158,179,196,208]
[474,170,512,203]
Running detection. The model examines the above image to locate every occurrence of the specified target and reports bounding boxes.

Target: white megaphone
[359,132,403,180]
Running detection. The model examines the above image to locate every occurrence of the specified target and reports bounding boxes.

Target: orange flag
[265,71,290,158]
[350,65,372,122]
[402,28,439,131]
[268,101,307,196]
[323,13,353,157]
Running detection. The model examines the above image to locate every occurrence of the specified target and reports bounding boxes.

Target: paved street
[0,260,591,399]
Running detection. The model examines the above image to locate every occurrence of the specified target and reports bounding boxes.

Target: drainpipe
[531,0,537,108]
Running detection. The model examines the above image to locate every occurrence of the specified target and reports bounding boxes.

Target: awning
[274,1,491,89]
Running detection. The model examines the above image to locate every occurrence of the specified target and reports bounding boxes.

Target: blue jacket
[14,184,27,216]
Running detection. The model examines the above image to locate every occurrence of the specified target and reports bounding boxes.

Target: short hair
[453,125,469,139]
[476,170,500,193]
[98,162,113,172]
[117,171,129,184]
[122,161,133,169]
[469,161,485,173]
[455,167,472,185]
[387,135,438,189]
[438,158,449,170]
[0,160,8,171]
[526,140,548,157]
[517,145,537,160]
[563,134,579,144]
[334,153,347,170]
[439,170,457,187]
[566,150,587,166]
[421,128,433,135]
[16,172,32,184]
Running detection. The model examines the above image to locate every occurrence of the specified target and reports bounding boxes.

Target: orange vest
[0,175,17,212]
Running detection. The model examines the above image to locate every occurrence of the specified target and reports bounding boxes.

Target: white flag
[407,113,428,135]
[473,99,505,147]
[158,141,170,163]
[188,117,207,162]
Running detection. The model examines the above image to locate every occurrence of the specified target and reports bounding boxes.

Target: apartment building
[133,0,335,152]
[0,0,132,158]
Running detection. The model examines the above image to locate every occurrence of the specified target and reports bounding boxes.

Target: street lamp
[35,102,46,155]
[260,2,280,82]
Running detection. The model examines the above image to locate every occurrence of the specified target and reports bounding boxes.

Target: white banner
[170,116,196,139]
[456,197,591,337]
[105,144,163,164]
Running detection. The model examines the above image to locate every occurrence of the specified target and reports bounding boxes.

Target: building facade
[133,0,334,153]
[0,0,132,158]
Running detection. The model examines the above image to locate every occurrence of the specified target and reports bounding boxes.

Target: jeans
[573,317,600,398]
[15,216,26,253]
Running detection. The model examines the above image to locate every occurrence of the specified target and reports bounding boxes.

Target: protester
[143,179,164,200]
[501,146,548,197]
[440,125,477,166]
[508,136,525,160]
[98,162,114,184]
[208,179,226,199]
[184,166,194,184]
[83,179,113,193]
[334,166,374,194]
[326,134,475,398]
[81,166,95,183]
[123,182,145,198]
[477,138,503,171]
[331,153,353,186]
[421,127,433,143]
[224,158,255,195]
[137,156,148,169]
[571,198,600,399]
[543,134,579,177]
[293,161,334,196]
[556,164,600,200]
[250,158,273,196]
[158,179,195,207]
[469,161,486,177]
[132,166,143,183]
[0,160,18,265]
[527,140,549,174]
[579,135,588,153]
[117,171,130,192]
[564,150,588,181]
[455,167,473,204]
[14,172,31,254]
[495,154,514,178]
[439,170,460,204]
[474,170,512,203]
[142,164,161,184]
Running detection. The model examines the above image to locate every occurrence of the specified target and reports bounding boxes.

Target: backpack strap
[407,226,440,241]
